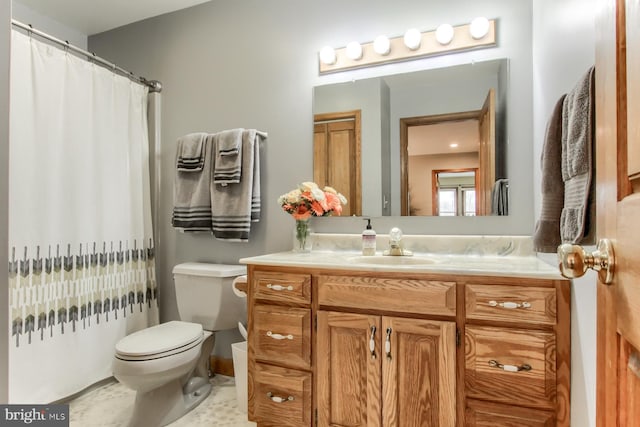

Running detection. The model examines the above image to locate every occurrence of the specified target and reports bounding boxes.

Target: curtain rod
[11,19,162,93]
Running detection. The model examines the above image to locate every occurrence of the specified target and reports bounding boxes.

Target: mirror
[313,58,508,217]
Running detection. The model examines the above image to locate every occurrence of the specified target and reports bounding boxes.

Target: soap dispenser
[362,218,376,256]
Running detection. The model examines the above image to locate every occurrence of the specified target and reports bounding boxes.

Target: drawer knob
[488,300,532,309]
[266,331,294,340]
[266,283,294,291]
[266,392,294,403]
[488,359,532,372]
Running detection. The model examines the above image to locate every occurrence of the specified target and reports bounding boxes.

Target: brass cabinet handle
[557,238,615,284]
[266,392,294,403]
[369,325,376,359]
[385,327,392,360]
[488,359,531,372]
[488,300,531,309]
[266,283,294,291]
[266,331,293,340]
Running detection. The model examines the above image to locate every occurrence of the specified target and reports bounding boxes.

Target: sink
[347,255,437,266]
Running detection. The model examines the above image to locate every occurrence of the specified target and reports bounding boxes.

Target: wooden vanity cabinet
[316,312,456,427]
[246,265,570,427]
[463,280,571,427]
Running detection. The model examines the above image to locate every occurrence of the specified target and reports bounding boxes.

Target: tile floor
[68,375,256,426]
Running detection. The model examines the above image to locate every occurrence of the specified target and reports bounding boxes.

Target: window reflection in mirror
[430,169,478,216]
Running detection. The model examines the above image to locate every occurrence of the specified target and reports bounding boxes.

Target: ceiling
[408,119,480,157]
[13,0,211,35]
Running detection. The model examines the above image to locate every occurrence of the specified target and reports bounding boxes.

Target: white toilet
[112,263,247,427]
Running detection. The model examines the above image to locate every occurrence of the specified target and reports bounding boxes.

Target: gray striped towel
[176,133,206,172]
[213,128,243,185]
[172,133,213,231]
[211,129,265,241]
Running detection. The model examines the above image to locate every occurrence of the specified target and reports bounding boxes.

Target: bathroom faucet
[383,227,413,256]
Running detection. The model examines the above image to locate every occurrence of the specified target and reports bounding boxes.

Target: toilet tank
[173,263,247,331]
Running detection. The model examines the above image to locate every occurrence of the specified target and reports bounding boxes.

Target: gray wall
[532,1,596,426]
[0,0,9,404]
[11,1,87,48]
[89,0,534,328]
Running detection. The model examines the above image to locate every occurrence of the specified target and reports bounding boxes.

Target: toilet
[112,263,246,427]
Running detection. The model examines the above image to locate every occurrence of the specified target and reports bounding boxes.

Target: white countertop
[239,234,565,280]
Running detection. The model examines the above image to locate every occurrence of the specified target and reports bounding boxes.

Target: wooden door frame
[400,111,480,216]
[314,110,362,215]
[431,167,480,216]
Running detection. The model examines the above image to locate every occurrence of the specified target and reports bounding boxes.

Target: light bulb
[435,24,454,45]
[373,35,390,55]
[403,28,421,50]
[346,41,363,60]
[469,17,490,39]
[319,46,336,65]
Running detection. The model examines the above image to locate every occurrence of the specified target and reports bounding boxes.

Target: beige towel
[561,66,595,244]
[533,95,566,252]
[172,133,213,231]
[210,129,265,241]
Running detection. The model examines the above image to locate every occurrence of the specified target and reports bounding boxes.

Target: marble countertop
[239,234,565,280]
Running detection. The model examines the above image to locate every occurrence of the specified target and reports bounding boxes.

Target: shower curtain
[8,30,159,403]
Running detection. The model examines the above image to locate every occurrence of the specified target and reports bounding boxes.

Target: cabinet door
[382,317,456,427]
[317,311,381,427]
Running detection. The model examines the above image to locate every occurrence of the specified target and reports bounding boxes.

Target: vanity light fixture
[346,41,363,60]
[373,35,391,55]
[435,24,454,45]
[469,17,490,39]
[319,45,337,65]
[318,18,497,74]
[403,28,422,50]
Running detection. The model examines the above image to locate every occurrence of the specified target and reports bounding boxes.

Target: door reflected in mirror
[313,58,509,217]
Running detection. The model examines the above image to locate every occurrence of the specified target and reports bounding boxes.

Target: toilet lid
[115,321,203,357]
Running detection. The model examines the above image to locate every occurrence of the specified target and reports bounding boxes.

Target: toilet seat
[115,321,203,362]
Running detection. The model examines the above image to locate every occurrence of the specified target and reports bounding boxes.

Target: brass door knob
[557,239,615,284]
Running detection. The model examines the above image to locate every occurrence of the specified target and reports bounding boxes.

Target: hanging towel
[213,128,244,185]
[491,178,509,216]
[172,133,214,231]
[561,66,595,244]
[210,129,265,241]
[176,133,206,172]
[533,95,566,253]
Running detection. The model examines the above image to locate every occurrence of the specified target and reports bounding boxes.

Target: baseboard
[210,355,235,377]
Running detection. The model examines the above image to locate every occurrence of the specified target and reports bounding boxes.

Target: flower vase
[293,219,312,252]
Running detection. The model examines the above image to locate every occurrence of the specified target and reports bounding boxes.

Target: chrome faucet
[383,227,413,256]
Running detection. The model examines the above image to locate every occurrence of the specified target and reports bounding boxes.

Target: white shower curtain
[8,30,159,403]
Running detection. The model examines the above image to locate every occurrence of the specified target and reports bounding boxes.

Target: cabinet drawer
[465,284,556,325]
[465,326,556,409]
[254,363,312,427]
[254,305,311,369]
[252,271,311,305]
[465,399,555,426]
[318,275,456,316]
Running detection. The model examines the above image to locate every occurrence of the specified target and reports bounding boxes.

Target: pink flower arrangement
[278,182,348,220]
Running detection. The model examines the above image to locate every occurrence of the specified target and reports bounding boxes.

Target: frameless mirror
[313,58,508,217]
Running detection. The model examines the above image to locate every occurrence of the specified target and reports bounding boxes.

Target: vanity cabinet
[245,264,570,427]
[317,312,456,427]
[463,282,570,427]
